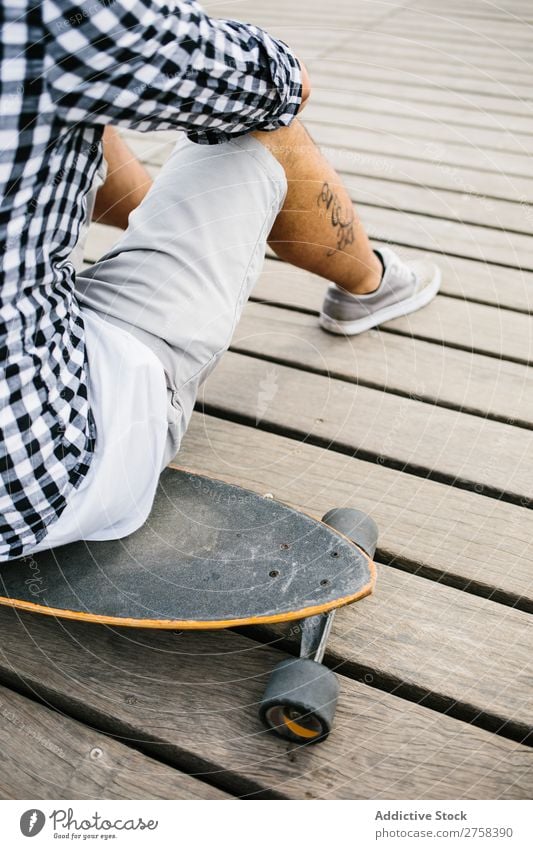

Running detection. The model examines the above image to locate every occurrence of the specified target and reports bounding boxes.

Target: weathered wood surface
[258,254,532,318]
[200,350,533,501]
[306,102,533,159]
[176,420,533,738]
[325,145,533,209]
[303,168,532,236]
[3,0,532,802]
[0,685,229,800]
[0,609,530,800]
[181,414,533,606]
[315,57,533,101]
[306,121,532,190]
[309,80,533,131]
[342,201,532,269]
[379,14,533,47]
[235,299,533,425]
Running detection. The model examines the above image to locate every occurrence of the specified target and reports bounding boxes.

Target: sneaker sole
[319,266,441,336]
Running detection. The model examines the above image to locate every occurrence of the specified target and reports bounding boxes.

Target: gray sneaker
[319,246,441,336]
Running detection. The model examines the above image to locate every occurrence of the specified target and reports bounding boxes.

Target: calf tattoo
[317,182,355,256]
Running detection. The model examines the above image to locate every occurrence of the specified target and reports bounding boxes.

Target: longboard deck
[0,467,375,628]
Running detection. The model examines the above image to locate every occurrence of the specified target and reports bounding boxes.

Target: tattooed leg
[252,119,382,294]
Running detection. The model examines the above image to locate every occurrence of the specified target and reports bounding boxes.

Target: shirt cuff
[188,24,303,145]
[256,31,303,131]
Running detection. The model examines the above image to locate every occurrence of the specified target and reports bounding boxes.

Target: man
[0,0,440,560]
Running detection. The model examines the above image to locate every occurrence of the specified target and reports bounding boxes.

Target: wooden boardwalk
[1,0,532,799]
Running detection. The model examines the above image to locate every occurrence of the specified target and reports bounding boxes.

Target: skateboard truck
[259,508,378,745]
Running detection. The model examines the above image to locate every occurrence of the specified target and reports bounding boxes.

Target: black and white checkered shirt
[0,0,302,560]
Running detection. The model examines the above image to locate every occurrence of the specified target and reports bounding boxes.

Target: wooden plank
[310,85,533,139]
[261,250,532,314]
[313,57,533,99]
[328,29,533,63]
[200,350,533,500]
[250,564,533,739]
[350,202,533,269]
[328,32,533,70]
[405,11,533,30]
[317,170,530,236]
[174,417,533,738]
[413,0,533,18]
[179,414,533,606]
[233,300,533,425]
[324,59,533,98]
[379,33,533,60]
[0,685,229,800]
[305,101,533,158]
[306,115,533,190]
[254,260,533,362]
[0,608,530,799]
[299,122,533,197]
[334,26,533,62]
[358,54,533,85]
[311,70,533,120]
[324,147,533,217]
[380,17,533,51]
[245,3,533,29]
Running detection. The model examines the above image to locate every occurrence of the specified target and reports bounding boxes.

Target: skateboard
[0,466,377,744]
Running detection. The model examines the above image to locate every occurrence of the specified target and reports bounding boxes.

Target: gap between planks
[0,608,531,799]
[0,685,230,800]
[258,256,533,358]
[232,300,533,428]
[197,349,533,507]
[179,413,533,610]
[309,72,533,121]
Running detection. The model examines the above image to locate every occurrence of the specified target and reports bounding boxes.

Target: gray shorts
[75,134,287,466]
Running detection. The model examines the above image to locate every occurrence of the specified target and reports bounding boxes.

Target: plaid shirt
[0,0,302,560]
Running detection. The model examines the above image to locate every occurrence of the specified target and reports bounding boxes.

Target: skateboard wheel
[322,508,378,558]
[259,658,339,744]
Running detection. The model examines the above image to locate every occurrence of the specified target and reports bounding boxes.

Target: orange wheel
[259,658,338,744]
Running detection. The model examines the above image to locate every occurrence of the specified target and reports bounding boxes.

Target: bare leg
[96,121,380,293]
[93,127,153,229]
[253,119,382,295]
[91,122,438,344]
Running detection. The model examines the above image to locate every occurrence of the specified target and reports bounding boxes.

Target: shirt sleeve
[42,0,303,143]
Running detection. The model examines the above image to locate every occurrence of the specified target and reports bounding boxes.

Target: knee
[252,117,313,172]
[297,58,312,112]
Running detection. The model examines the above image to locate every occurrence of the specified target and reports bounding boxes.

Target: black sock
[374,249,386,280]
